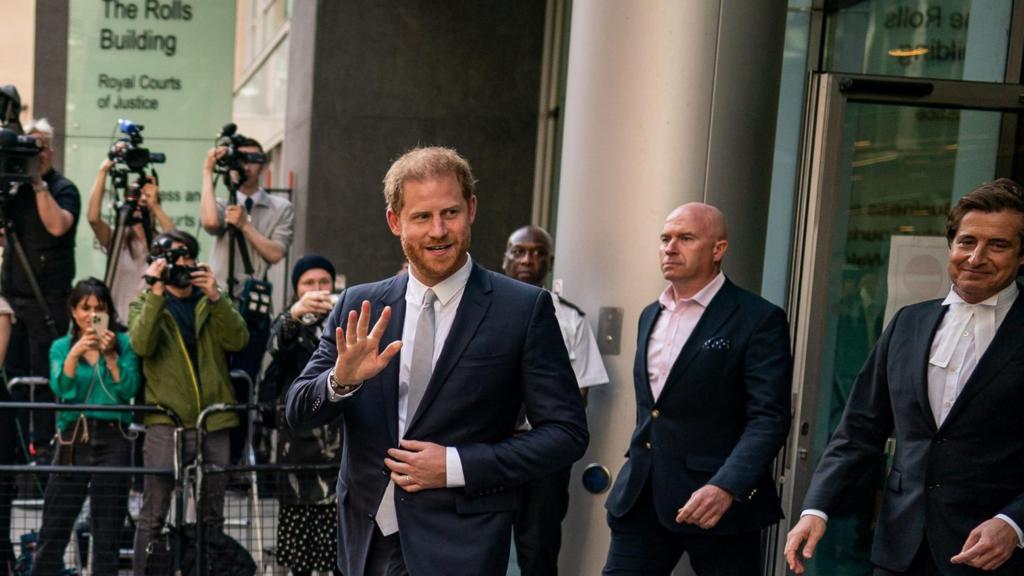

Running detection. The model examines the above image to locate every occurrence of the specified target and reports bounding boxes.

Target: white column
[554,1,786,573]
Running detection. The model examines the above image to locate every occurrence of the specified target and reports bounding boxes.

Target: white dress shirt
[803,282,1023,547]
[402,257,473,488]
[327,256,474,488]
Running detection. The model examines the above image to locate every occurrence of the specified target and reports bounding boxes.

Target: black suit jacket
[803,289,1024,574]
[606,279,793,534]
[286,263,589,576]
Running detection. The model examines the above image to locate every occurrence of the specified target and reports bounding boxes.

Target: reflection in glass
[824,0,1011,82]
[805,102,1003,575]
[233,37,290,147]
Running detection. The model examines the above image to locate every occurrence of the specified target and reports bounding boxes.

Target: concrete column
[554,1,786,573]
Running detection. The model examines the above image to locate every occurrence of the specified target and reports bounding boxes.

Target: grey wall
[286,0,547,284]
[33,0,70,171]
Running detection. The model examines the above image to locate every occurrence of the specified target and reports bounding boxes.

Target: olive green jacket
[128,289,249,431]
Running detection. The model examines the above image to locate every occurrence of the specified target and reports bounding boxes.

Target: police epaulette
[558,296,585,316]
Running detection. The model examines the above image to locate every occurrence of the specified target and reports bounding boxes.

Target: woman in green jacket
[34,278,139,576]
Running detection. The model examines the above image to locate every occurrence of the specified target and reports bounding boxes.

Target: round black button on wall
[581,463,611,494]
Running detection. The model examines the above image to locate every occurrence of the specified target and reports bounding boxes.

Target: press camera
[213,123,266,186]
[148,236,201,288]
[0,85,41,195]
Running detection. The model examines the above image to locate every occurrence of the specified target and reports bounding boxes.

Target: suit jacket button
[644,441,652,449]
[651,409,660,419]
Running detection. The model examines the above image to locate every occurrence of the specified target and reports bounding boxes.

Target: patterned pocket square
[703,337,731,351]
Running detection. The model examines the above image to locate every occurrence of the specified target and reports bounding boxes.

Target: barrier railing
[0,401,182,575]
[0,392,341,576]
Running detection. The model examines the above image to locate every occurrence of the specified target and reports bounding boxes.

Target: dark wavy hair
[947,178,1024,254]
[67,278,123,351]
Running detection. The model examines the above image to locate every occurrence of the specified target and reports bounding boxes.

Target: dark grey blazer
[286,263,589,576]
[803,287,1024,574]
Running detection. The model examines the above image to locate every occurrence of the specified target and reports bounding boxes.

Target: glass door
[783,74,1024,576]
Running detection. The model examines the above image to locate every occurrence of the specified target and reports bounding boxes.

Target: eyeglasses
[506,246,549,260]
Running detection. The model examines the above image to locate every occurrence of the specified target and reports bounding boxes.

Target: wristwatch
[328,368,359,395]
[33,181,49,194]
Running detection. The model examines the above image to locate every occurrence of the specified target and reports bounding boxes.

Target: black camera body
[148,236,199,288]
[108,119,166,173]
[213,123,266,187]
[0,129,40,191]
[0,85,41,194]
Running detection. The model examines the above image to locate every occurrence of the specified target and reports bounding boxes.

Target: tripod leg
[5,230,58,339]
[104,203,133,289]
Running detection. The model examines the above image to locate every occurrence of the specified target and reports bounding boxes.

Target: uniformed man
[502,225,609,575]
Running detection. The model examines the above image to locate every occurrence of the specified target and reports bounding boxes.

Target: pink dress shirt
[647,272,727,401]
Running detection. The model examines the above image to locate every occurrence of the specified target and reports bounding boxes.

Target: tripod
[0,183,59,340]
[222,171,256,296]
[103,168,156,289]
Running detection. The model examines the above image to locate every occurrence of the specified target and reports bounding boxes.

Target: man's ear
[713,239,729,263]
[467,195,478,224]
[386,208,402,236]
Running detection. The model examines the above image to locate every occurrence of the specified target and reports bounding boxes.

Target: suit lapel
[941,287,1024,430]
[635,304,660,407]
[405,264,492,435]
[657,281,739,402]
[378,275,408,446]
[912,303,946,433]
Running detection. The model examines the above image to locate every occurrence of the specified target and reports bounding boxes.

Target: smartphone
[91,311,109,335]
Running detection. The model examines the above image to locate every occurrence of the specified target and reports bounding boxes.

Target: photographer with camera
[261,255,341,576]
[88,154,175,321]
[200,132,293,466]
[127,230,249,575]
[1,117,81,456]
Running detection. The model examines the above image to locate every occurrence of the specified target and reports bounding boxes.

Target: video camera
[109,119,165,171]
[148,236,201,288]
[213,123,266,187]
[0,85,42,196]
[107,118,164,205]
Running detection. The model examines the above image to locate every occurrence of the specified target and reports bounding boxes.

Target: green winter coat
[128,289,249,431]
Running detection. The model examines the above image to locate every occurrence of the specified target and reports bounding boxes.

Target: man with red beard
[286,147,589,576]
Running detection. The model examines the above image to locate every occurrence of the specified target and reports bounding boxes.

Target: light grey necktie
[376,288,437,535]
[406,289,438,424]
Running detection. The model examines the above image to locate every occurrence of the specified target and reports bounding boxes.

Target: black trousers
[228,317,268,464]
[603,481,761,576]
[0,382,17,574]
[7,293,70,458]
[365,528,409,576]
[874,537,942,576]
[514,465,572,575]
[34,421,132,576]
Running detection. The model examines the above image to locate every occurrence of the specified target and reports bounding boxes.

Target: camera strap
[231,225,256,276]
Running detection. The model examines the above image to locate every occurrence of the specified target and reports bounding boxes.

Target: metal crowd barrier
[0,400,181,575]
[1,376,341,576]
[193,371,338,576]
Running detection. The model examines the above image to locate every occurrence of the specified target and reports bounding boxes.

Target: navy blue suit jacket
[286,263,588,576]
[606,279,792,534]
[803,290,1024,574]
